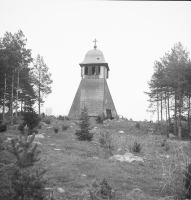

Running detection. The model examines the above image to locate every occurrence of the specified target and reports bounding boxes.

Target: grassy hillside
[1,117,191,199]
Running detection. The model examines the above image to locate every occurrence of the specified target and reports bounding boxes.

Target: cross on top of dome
[93,39,97,49]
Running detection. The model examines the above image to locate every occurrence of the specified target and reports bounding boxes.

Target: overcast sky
[1,0,191,121]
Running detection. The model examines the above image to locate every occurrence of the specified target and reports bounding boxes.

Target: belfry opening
[68,40,117,119]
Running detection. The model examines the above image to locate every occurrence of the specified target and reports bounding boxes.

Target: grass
[1,118,191,199]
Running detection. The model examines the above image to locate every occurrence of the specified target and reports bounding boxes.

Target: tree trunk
[157,92,159,123]
[174,93,177,135]
[165,92,167,124]
[3,73,7,121]
[167,90,170,126]
[11,70,14,124]
[38,69,41,116]
[15,69,19,118]
[188,94,190,133]
[161,93,163,122]
[21,100,23,113]
[178,94,182,138]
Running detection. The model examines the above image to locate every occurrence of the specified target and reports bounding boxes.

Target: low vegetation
[135,122,141,129]
[43,117,52,125]
[99,130,115,157]
[62,124,69,131]
[129,140,142,153]
[0,130,47,200]
[96,114,105,124]
[1,116,191,199]
[19,108,41,134]
[54,127,59,133]
[89,178,116,200]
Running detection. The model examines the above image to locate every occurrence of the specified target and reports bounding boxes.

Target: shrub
[96,113,105,124]
[62,124,69,131]
[161,139,170,151]
[160,147,191,199]
[0,138,15,200]
[0,120,7,132]
[54,127,59,133]
[7,131,47,200]
[65,116,70,121]
[75,106,94,141]
[13,117,18,125]
[37,122,43,129]
[43,117,51,125]
[21,109,41,133]
[135,122,140,129]
[185,163,191,199]
[89,178,116,200]
[129,141,142,153]
[57,115,65,121]
[99,131,114,156]
[18,122,25,132]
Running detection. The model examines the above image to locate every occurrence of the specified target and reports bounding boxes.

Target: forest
[0,30,52,123]
[146,42,191,136]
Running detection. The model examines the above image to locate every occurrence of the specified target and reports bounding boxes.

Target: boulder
[168,133,177,140]
[119,131,124,134]
[54,149,62,151]
[33,140,42,145]
[57,188,65,193]
[35,134,44,139]
[109,152,144,163]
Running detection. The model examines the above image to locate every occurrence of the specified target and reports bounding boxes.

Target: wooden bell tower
[68,40,117,119]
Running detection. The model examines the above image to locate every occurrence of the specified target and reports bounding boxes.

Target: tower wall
[104,81,117,117]
[68,77,117,118]
[80,79,104,116]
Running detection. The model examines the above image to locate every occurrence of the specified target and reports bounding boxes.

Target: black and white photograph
[0,0,191,199]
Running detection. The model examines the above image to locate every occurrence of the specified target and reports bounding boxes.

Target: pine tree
[75,106,94,141]
[31,54,53,116]
[7,132,47,200]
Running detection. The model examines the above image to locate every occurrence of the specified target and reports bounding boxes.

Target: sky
[0,0,191,121]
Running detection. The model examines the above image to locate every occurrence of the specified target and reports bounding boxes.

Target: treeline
[0,30,52,122]
[145,42,191,135]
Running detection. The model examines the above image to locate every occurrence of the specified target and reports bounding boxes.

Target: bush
[13,117,19,125]
[43,117,51,125]
[21,109,41,133]
[37,122,43,129]
[161,139,170,151]
[129,141,142,153]
[160,147,191,199]
[57,115,65,121]
[99,131,114,156]
[89,178,116,200]
[0,140,15,200]
[62,124,69,131]
[54,127,59,133]
[96,113,105,124]
[185,163,191,199]
[135,122,140,129]
[0,120,7,132]
[65,116,70,121]
[75,106,93,141]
